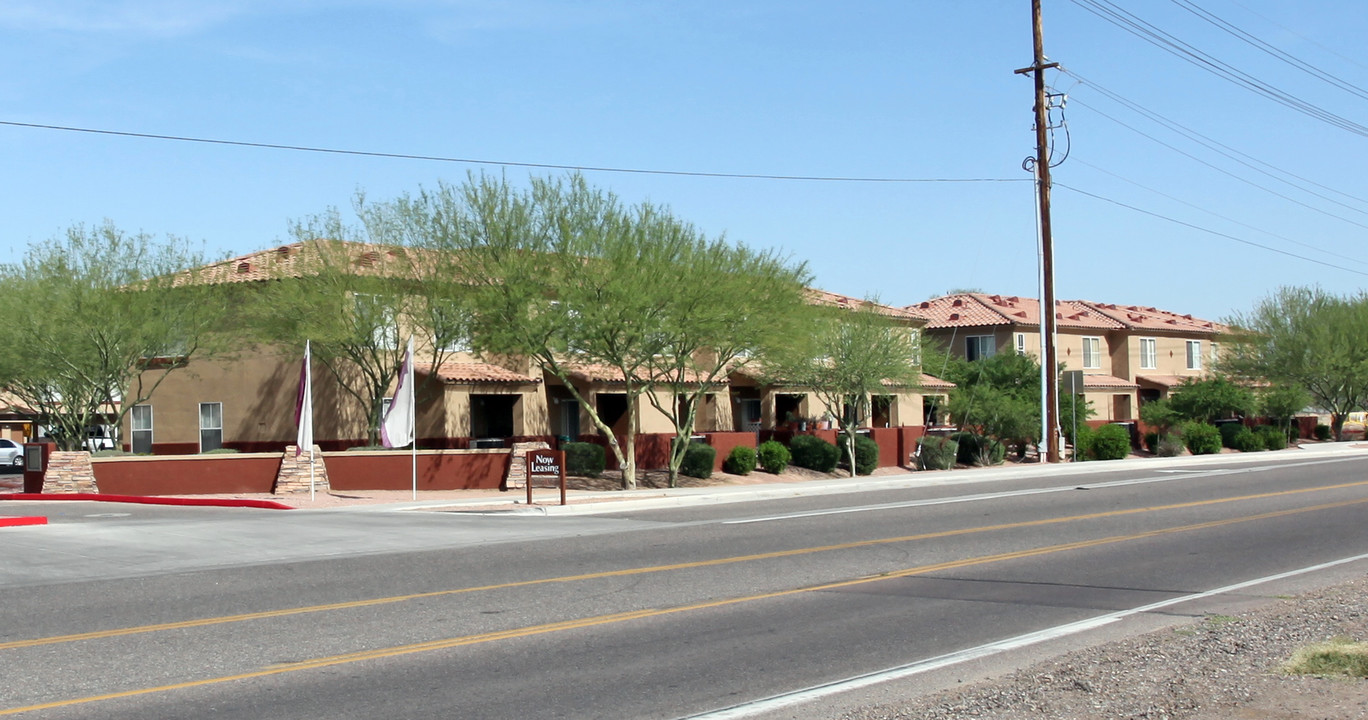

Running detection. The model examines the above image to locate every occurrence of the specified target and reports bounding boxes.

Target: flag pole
[409,337,417,501]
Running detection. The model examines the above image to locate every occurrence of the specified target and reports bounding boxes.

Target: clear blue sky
[4,1,1367,323]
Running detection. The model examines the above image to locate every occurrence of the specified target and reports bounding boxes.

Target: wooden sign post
[526,448,566,506]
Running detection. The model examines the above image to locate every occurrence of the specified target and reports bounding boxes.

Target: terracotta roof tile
[919,373,955,390]
[911,294,1222,335]
[419,362,539,384]
[1078,374,1139,390]
[806,288,926,322]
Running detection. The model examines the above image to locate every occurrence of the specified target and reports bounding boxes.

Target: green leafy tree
[249,200,470,446]
[766,300,921,477]
[1168,377,1256,424]
[0,222,231,450]
[1221,286,1368,440]
[1258,384,1310,438]
[413,173,698,489]
[1139,398,1181,435]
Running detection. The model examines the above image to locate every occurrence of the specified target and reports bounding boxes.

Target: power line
[1054,182,1368,277]
[1069,0,1368,138]
[0,120,1028,185]
[1169,0,1368,103]
[1064,69,1368,212]
[1070,157,1368,269]
[1066,92,1368,232]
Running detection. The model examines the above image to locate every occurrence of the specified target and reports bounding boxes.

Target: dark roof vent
[236,261,252,274]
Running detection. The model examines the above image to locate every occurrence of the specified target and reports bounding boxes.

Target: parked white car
[0,438,23,468]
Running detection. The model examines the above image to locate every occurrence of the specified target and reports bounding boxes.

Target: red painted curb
[0,494,294,510]
[0,516,48,527]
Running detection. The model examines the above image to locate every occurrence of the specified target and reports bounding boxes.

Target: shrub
[1230,428,1264,453]
[679,443,715,479]
[564,442,606,478]
[1143,431,1160,453]
[790,434,840,472]
[756,440,790,474]
[1155,434,1185,457]
[1256,425,1288,450]
[1071,424,1095,461]
[203,447,240,454]
[93,449,132,457]
[917,436,958,470]
[1090,424,1132,460]
[1181,422,1222,455]
[842,434,880,475]
[722,445,756,475]
[949,432,1006,466]
[1218,422,1245,449]
[1314,424,1332,441]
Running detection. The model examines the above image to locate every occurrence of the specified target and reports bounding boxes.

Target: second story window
[1140,337,1157,370]
[1015,332,1027,355]
[966,335,995,362]
[1186,340,1202,370]
[1082,337,1101,369]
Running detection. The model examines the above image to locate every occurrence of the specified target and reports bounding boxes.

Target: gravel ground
[840,577,1368,720]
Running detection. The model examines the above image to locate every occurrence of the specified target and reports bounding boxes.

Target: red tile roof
[419,362,539,384]
[182,240,442,285]
[910,293,1222,334]
[1077,374,1139,390]
[919,373,955,390]
[806,288,926,322]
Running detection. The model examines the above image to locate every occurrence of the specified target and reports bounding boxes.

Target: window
[199,402,223,452]
[966,335,995,361]
[908,329,922,365]
[131,404,153,454]
[1186,340,1202,370]
[354,293,399,349]
[1015,332,1027,355]
[1082,337,1101,369]
[1139,338,1157,370]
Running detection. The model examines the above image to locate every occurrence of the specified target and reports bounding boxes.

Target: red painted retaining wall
[92,454,282,495]
[867,428,901,468]
[702,432,757,471]
[324,450,510,491]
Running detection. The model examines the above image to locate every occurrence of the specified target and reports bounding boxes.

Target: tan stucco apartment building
[911,293,1225,423]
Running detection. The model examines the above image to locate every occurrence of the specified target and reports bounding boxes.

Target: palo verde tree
[1167,376,1256,424]
[0,222,231,451]
[413,173,693,489]
[249,198,471,446]
[766,299,921,477]
[1222,286,1368,440]
[641,230,811,487]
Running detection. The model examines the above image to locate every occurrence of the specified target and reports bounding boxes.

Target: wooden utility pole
[1015,0,1062,463]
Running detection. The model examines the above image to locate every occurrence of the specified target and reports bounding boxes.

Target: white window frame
[1139,337,1157,370]
[1014,332,1027,355]
[131,404,153,454]
[199,402,223,453]
[1082,336,1102,370]
[966,335,995,361]
[354,293,399,349]
[1186,340,1202,370]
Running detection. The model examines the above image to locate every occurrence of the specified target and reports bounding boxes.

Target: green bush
[1256,425,1288,450]
[680,443,716,479]
[1143,431,1160,453]
[949,432,1005,466]
[1181,422,1222,455]
[1155,434,1185,457]
[842,434,880,475]
[756,440,790,474]
[564,442,606,478]
[1218,422,1245,448]
[93,449,132,457]
[722,445,756,475]
[1071,424,1095,461]
[1230,428,1264,452]
[203,447,240,454]
[916,436,958,470]
[790,434,840,472]
[1314,424,1332,441]
[1090,424,1132,460]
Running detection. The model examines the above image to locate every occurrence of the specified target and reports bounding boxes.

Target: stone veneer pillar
[505,441,551,490]
[42,451,99,494]
[276,446,330,494]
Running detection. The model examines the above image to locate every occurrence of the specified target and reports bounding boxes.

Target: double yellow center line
[4,480,1368,715]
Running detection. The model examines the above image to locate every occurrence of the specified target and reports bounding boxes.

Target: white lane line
[722,456,1364,525]
[679,550,1368,720]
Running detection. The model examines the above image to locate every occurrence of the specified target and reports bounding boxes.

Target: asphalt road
[3,451,1368,719]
